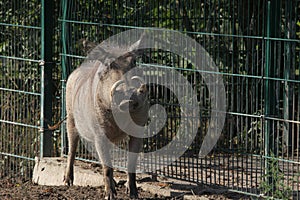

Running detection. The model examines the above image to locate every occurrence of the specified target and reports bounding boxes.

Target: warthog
[64,38,148,199]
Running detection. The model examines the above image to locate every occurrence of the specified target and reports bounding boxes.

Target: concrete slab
[32,157,199,198]
[184,196,209,200]
[32,157,103,186]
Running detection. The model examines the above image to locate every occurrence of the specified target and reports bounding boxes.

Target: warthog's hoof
[105,189,117,200]
[126,184,139,199]
[105,178,117,200]
[63,175,73,186]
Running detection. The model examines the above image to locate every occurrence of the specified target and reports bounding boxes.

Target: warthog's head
[89,32,148,120]
[111,76,148,113]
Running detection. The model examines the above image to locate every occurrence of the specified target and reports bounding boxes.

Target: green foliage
[260,153,293,200]
[296,21,300,38]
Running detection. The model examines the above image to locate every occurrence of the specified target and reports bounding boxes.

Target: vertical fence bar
[40,0,54,157]
[60,0,70,156]
[283,0,294,154]
[264,2,271,187]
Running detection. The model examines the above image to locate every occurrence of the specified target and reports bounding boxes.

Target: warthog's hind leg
[64,115,79,186]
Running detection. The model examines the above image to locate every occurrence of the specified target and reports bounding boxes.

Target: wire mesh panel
[0,0,61,178]
[0,1,42,179]
[60,0,300,198]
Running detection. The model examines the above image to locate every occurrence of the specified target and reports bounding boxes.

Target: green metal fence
[0,0,41,179]
[60,0,300,198]
[0,0,59,179]
[1,0,300,199]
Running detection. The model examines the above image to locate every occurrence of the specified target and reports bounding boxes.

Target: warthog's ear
[128,31,145,53]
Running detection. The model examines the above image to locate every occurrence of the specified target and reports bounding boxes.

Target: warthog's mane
[83,41,137,81]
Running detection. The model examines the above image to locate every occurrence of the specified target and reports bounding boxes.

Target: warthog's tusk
[110,80,125,98]
[131,76,145,85]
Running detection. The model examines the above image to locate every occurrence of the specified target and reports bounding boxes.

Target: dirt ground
[0,177,250,200]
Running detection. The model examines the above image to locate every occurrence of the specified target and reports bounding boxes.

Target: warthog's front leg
[95,137,116,200]
[64,115,79,186]
[127,136,142,198]
[103,165,116,200]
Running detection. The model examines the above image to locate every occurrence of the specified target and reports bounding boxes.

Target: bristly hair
[81,31,145,67]
[86,40,135,66]
[79,40,137,82]
[79,32,145,81]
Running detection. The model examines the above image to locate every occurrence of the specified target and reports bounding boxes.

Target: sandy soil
[0,177,250,200]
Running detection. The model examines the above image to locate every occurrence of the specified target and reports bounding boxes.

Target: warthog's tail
[47,116,68,131]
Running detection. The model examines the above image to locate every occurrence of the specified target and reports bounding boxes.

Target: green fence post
[61,0,71,156]
[40,0,54,157]
[264,0,281,192]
